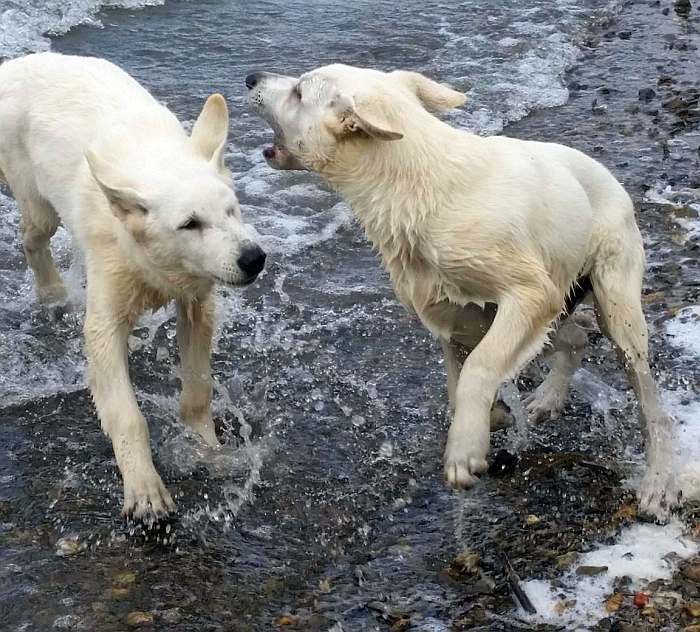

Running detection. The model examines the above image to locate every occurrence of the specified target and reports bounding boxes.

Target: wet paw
[444,440,488,488]
[122,468,175,522]
[524,381,567,422]
[638,469,680,523]
[183,415,220,448]
[38,284,68,313]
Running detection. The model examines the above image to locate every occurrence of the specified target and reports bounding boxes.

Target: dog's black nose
[245,73,259,90]
[238,245,266,277]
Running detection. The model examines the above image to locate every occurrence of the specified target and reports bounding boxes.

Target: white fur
[250,63,678,520]
[0,53,265,519]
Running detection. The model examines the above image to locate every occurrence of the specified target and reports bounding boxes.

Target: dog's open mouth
[261,140,307,171]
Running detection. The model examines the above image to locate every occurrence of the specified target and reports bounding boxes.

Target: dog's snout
[245,73,260,90]
[238,245,266,277]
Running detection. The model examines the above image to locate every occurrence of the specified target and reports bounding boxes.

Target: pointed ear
[335,96,403,141]
[85,150,148,220]
[390,70,466,112]
[343,110,403,141]
[190,93,229,171]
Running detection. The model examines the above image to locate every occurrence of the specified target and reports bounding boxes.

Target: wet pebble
[577,565,608,576]
[52,615,81,630]
[634,592,650,608]
[159,608,181,624]
[639,87,657,102]
[605,592,624,612]
[126,611,154,627]
[55,535,84,557]
[683,560,700,583]
[450,550,480,576]
[107,587,131,600]
[684,601,700,617]
[111,570,136,587]
[556,552,579,570]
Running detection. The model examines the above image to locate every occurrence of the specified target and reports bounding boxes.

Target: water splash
[571,368,628,430]
[0,0,166,58]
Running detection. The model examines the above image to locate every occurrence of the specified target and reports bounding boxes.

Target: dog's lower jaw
[443,414,490,488]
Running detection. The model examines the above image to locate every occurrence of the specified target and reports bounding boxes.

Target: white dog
[247,64,677,519]
[0,53,266,519]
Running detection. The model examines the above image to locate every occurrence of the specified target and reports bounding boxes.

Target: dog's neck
[321,118,482,267]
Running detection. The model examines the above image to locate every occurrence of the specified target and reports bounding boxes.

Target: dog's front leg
[177,293,218,447]
[84,292,174,519]
[445,292,558,488]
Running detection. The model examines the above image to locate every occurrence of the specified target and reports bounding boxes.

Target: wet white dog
[247,63,678,520]
[0,53,266,519]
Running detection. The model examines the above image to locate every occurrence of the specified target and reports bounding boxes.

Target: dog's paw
[183,414,220,448]
[444,439,488,488]
[638,469,680,523]
[122,468,175,522]
[524,380,567,422]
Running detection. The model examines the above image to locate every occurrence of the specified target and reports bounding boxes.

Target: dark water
[0,0,699,630]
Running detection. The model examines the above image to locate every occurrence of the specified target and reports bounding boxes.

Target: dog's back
[0,53,183,226]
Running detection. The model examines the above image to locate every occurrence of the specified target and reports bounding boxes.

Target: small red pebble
[633,592,650,608]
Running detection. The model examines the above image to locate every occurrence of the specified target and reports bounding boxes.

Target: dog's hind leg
[177,292,218,447]
[591,231,677,520]
[525,316,588,422]
[18,191,67,307]
[445,282,561,488]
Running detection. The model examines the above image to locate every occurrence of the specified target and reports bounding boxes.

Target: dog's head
[86,94,265,289]
[246,64,465,171]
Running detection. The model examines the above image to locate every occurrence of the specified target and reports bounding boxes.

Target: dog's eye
[179,217,201,230]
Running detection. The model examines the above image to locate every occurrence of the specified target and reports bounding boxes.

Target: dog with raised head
[247,63,677,519]
[0,52,266,519]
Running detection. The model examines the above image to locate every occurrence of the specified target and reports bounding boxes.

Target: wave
[0,0,164,58]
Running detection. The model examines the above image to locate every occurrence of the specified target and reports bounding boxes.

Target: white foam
[665,306,700,358]
[0,0,165,58]
[645,183,700,241]
[519,521,698,626]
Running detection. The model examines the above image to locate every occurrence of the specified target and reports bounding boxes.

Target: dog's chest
[387,257,484,340]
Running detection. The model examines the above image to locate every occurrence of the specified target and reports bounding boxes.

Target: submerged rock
[577,565,609,576]
[639,87,657,102]
[126,611,154,627]
[449,550,480,576]
[55,535,84,557]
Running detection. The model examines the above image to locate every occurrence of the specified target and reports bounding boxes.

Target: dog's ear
[190,93,229,171]
[335,95,403,141]
[85,150,149,224]
[391,70,466,112]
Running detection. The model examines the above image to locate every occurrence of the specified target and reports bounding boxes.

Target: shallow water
[0,0,698,630]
